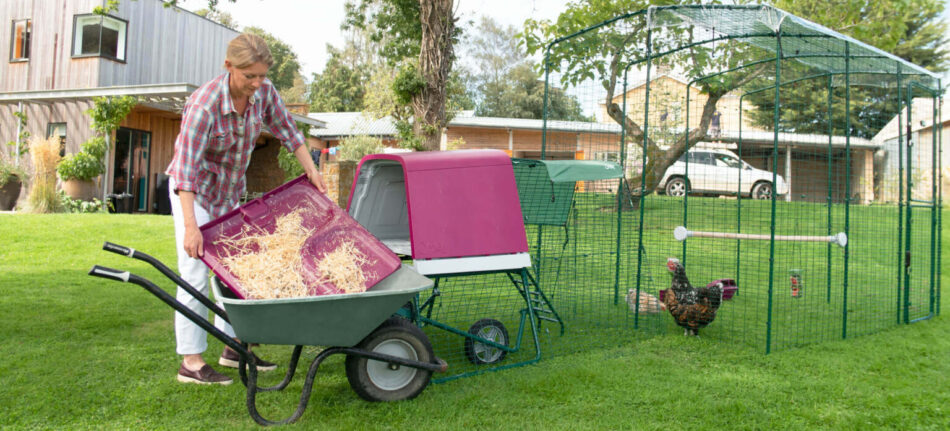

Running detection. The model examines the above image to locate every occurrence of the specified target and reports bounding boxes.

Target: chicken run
[412,4,942,367]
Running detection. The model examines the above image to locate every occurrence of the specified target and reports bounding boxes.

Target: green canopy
[511,159,623,226]
[532,159,624,183]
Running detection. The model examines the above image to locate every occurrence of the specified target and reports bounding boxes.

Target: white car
[658,149,788,199]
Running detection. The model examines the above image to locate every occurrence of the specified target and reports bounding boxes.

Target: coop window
[10,19,31,61]
[47,123,66,157]
[72,14,127,62]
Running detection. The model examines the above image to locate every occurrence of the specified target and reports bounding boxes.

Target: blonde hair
[226,33,273,69]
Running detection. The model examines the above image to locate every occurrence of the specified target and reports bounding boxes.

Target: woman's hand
[306,169,327,193]
[184,223,204,258]
[293,144,327,193]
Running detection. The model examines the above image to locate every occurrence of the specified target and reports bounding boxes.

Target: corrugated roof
[449,116,622,134]
[308,111,877,149]
[308,112,398,138]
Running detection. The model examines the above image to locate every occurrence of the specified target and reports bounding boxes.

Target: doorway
[113,127,151,212]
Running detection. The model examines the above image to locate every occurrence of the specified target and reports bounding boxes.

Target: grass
[0,208,946,430]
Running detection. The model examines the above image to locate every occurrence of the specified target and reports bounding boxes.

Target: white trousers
[169,178,236,355]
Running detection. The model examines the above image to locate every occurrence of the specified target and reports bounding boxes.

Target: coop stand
[90,243,445,426]
[402,267,563,383]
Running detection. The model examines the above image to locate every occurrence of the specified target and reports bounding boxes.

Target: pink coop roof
[349,150,528,260]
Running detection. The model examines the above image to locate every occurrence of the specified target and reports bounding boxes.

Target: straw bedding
[215,208,374,299]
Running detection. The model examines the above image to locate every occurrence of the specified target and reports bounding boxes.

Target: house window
[47,123,66,157]
[10,19,31,61]
[72,14,127,61]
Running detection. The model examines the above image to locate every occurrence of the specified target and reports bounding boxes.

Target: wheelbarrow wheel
[345,317,434,402]
[464,318,509,365]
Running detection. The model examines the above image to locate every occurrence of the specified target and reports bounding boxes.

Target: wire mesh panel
[533,4,942,355]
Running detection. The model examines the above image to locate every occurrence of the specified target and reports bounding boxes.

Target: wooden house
[0,0,323,213]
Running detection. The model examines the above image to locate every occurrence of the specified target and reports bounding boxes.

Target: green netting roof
[647,5,940,89]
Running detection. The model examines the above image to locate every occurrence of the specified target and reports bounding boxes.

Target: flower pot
[0,177,22,210]
[62,179,98,201]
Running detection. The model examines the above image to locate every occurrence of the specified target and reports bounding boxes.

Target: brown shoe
[219,346,277,372]
[177,364,233,385]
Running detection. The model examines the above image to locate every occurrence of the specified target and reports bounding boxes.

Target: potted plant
[57,136,106,201]
[0,153,26,211]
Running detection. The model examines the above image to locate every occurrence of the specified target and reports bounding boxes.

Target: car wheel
[665,177,688,197]
[752,182,772,200]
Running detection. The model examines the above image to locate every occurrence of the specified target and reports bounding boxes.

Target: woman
[165,33,326,385]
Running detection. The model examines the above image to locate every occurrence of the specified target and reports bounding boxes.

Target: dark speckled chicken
[663,257,723,336]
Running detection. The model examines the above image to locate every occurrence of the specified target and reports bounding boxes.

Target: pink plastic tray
[199,175,401,299]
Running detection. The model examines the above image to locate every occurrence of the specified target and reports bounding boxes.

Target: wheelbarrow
[89,242,446,426]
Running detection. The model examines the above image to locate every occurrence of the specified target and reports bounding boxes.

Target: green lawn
[0,209,946,429]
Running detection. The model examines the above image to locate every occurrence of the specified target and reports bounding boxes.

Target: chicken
[626,289,666,314]
[662,257,723,336]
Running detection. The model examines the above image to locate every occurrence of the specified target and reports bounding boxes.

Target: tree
[743,0,948,138]
[461,16,586,121]
[243,26,302,93]
[345,0,459,151]
[309,45,368,112]
[193,8,238,29]
[477,63,588,121]
[524,1,765,201]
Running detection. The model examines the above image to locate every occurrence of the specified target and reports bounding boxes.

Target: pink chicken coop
[348,149,563,379]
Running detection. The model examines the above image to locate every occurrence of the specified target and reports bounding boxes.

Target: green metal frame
[538,5,942,354]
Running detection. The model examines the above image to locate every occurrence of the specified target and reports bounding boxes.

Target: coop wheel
[464,319,509,365]
[752,181,773,200]
[665,177,688,197]
[345,317,434,402]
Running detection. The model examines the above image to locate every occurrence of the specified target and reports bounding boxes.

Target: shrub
[57,136,106,181]
[0,152,27,188]
[60,191,110,213]
[27,137,63,213]
[337,135,384,162]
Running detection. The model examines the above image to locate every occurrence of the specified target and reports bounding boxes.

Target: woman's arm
[294,144,327,193]
[178,190,204,258]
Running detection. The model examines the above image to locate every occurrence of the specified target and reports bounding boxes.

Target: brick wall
[245,137,285,195]
[321,160,357,208]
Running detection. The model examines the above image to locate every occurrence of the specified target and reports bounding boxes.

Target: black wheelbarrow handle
[90,265,246,355]
[101,242,229,323]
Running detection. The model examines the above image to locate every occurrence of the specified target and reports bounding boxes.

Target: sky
[174,0,571,78]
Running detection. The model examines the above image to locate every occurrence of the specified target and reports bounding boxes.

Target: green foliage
[58,96,136,182]
[193,8,239,29]
[0,154,26,187]
[60,191,110,213]
[309,45,368,112]
[276,149,304,182]
[343,0,424,66]
[57,137,107,182]
[741,0,950,137]
[337,135,384,161]
[476,62,589,121]
[92,0,120,15]
[88,96,137,135]
[244,26,302,93]
[10,110,30,150]
[392,63,425,105]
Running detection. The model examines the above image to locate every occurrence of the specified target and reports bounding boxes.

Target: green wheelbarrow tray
[212,265,433,347]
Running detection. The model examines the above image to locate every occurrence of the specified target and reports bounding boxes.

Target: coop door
[901,91,938,324]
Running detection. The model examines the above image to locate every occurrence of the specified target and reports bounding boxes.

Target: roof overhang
[0,83,324,128]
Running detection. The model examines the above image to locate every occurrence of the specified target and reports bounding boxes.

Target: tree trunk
[413,0,455,151]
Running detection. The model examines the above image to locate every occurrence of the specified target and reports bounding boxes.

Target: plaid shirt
[165,72,305,218]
